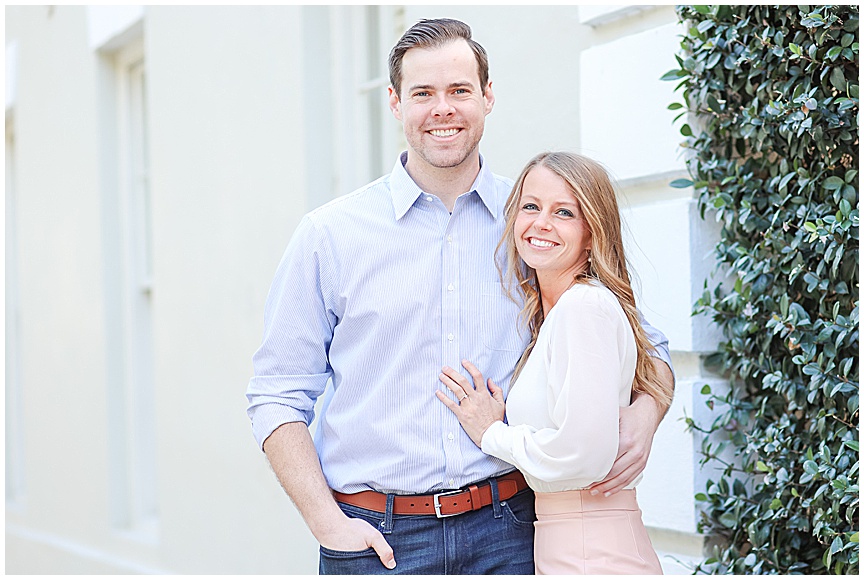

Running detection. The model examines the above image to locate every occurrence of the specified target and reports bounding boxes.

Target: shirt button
[448,432,455,441]
[447,235,452,243]
[426,195,433,202]
[449,479,455,487]
[448,333,454,342]
[447,283,454,292]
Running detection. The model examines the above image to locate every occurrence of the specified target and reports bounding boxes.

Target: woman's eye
[556,209,574,217]
[521,203,538,211]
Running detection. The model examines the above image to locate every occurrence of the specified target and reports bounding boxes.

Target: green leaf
[756,460,770,472]
[696,19,715,34]
[830,67,846,92]
[823,176,846,190]
[803,222,818,233]
[693,5,711,15]
[706,51,722,69]
[667,102,684,110]
[718,511,739,528]
[707,94,721,112]
[779,172,796,191]
[670,178,694,189]
[660,69,686,82]
[803,460,819,475]
[680,124,693,137]
[701,384,712,395]
[830,536,844,554]
[843,440,859,452]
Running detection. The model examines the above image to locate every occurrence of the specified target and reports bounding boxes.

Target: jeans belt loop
[381,493,395,533]
[490,477,503,519]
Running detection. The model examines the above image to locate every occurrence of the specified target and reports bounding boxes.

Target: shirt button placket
[442,227,462,487]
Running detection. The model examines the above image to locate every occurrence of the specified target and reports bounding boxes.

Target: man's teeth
[430,129,459,137]
[530,238,556,248]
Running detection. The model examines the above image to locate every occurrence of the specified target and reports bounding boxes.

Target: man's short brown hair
[388,18,489,98]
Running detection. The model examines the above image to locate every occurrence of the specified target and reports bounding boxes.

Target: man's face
[389,40,494,173]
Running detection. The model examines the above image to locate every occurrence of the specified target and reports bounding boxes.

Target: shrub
[664,4,859,574]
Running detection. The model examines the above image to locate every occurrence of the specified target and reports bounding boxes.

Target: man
[247,18,674,574]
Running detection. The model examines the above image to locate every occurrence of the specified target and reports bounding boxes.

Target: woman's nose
[534,213,552,230]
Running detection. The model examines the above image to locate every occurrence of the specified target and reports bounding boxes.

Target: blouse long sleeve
[481,285,636,491]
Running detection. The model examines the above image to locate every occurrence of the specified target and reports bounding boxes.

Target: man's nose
[432,95,455,116]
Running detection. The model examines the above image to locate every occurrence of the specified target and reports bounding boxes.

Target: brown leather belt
[332,471,528,518]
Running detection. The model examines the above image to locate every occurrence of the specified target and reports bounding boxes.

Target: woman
[436,152,672,574]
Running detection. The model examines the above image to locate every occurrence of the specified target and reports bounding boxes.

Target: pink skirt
[534,489,662,575]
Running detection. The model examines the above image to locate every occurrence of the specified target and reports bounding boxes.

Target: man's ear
[388,86,402,121]
[483,81,495,115]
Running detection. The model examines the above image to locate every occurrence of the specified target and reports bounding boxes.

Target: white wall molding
[87,6,144,52]
[579,5,657,27]
[6,40,18,112]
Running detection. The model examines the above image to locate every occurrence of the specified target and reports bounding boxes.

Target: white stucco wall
[580,21,685,182]
[5,5,319,574]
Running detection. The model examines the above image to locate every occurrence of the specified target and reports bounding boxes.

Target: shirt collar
[390,152,499,220]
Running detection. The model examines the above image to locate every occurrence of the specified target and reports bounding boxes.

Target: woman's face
[513,165,592,279]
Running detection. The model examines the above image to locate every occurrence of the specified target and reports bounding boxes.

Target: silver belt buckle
[433,489,463,518]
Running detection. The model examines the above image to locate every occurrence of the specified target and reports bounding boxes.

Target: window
[5,114,25,508]
[104,38,158,540]
[318,6,401,202]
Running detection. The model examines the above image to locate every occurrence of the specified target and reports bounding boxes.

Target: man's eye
[414,91,430,98]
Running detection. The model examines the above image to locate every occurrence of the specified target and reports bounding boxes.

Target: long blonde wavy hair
[497,152,673,408]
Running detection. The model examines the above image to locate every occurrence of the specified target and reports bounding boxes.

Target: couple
[247,18,674,575]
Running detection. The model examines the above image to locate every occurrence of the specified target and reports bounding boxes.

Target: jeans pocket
[501,490,537,527]
[319,546,378,558]
[319,545,389,575]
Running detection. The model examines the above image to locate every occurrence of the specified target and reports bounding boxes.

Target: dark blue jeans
[319,484,536,574]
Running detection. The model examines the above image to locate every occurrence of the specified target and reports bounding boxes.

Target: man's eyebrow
[407,84,435,92]
[406,81,476,92]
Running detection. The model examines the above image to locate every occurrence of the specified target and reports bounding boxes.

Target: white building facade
[6,5,726,574]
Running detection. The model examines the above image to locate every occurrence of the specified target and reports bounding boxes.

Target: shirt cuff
[480,420,510,461]
[250,402,311,451]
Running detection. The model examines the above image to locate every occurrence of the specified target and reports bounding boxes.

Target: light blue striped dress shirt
[247,153,672,495]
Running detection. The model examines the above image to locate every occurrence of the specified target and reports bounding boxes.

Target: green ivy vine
[664,5,859,574]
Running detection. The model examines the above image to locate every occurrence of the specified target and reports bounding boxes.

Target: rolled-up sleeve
[246,215,337,449]
[639,314,674,376]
